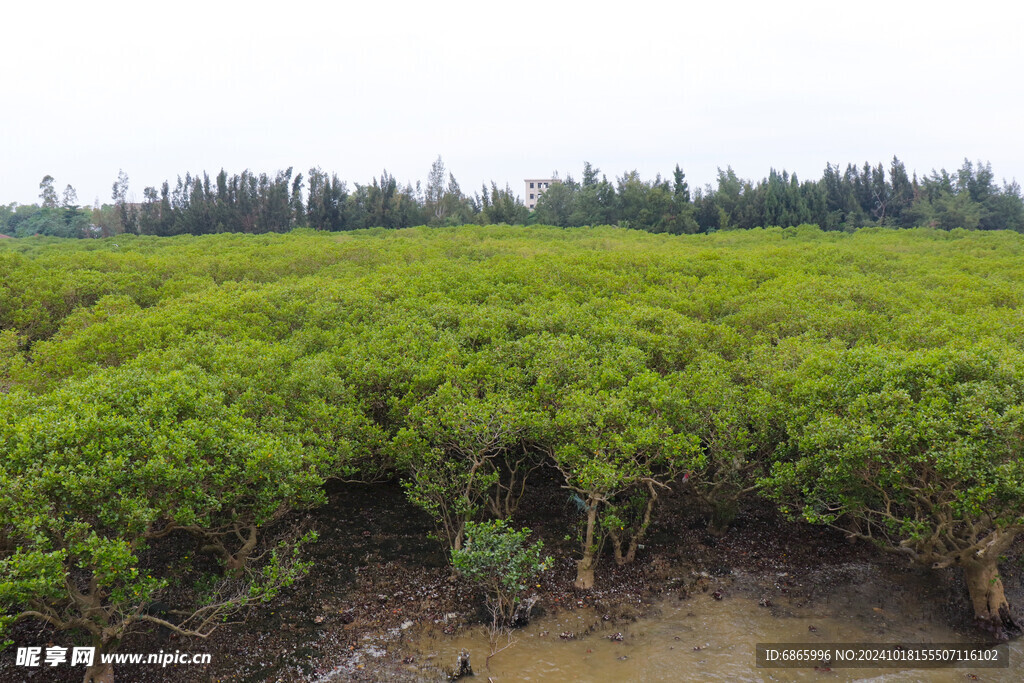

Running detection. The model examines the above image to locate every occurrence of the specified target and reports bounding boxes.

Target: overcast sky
[2,1,1022,207]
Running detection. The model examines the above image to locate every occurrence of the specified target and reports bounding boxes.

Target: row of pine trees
[4,157,1022,238]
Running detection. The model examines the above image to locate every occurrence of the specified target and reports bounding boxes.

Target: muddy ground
[4,469,1021,682]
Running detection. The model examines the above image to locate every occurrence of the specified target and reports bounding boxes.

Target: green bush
[451,520,550,627]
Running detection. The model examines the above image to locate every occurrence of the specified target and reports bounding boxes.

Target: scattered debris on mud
[4,472,1020,682]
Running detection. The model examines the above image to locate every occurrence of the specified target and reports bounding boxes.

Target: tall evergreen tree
[672,164,690,204]
[39,176,59,208]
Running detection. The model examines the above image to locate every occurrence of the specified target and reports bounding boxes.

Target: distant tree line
[535,158,1024,234]
[0,176,96,238]
[103,159,526,237]
[3,157,1022,238]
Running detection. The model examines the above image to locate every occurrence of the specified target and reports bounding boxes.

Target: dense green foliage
[451,520,550,628]
[0,364,320,677]
[3,224,1024,658]
[766,343,1024,634]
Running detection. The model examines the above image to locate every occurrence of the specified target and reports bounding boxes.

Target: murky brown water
[408,563,1023,682]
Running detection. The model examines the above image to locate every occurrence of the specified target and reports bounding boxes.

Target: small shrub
[451,519,550,628]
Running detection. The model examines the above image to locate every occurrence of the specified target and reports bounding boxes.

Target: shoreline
[3,478,1017,682]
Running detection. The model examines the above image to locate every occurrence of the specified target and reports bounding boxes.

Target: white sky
[2,0,1022,207]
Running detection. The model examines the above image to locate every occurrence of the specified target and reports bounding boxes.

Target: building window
[530,193,534,199]
[530,182,534,188]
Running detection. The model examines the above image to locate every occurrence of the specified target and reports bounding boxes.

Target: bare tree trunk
[963,559,1020,638]
[610,487,657,565]
[609,528,637,566]
[486,453,537,519]
[83,661,114,683]
[575,556,595,590]
[610,532,626,566]
[222,525,258,578]
[453,525,464,553]
[620,540,638,565]
[575,503,598,590]
[706,505,734,537]
[82,635,118,683]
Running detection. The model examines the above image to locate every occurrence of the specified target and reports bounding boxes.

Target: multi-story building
[524,178,557,211]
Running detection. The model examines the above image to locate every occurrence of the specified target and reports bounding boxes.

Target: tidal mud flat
[5,475,1021,682]
[408,565,1024,682]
